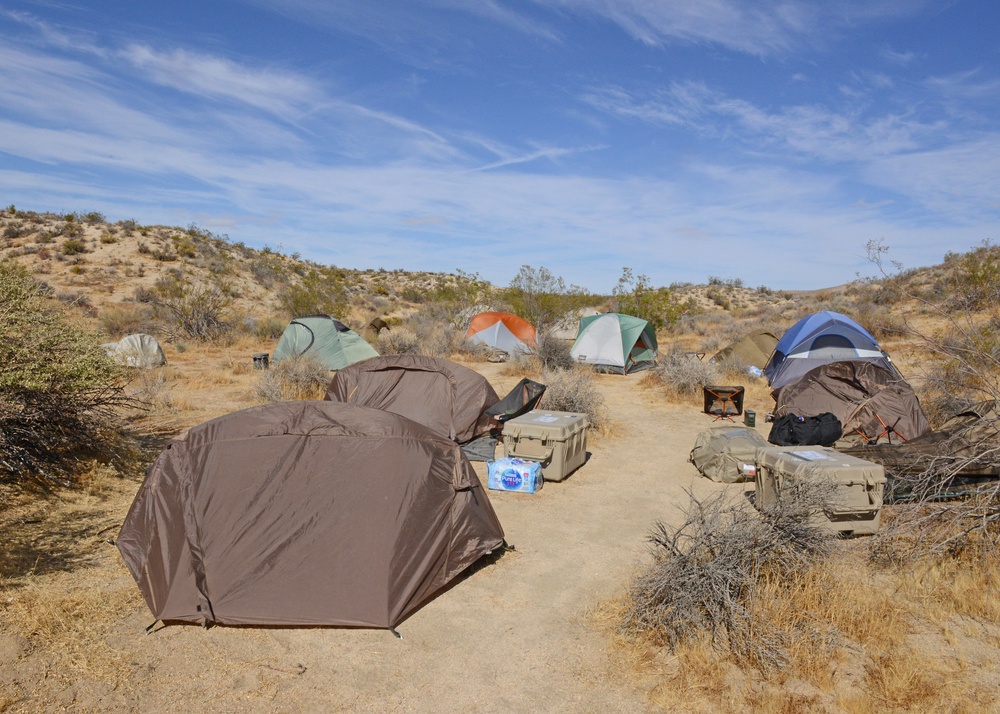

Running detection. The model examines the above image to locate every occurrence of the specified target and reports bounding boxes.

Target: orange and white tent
[465,312,537,355]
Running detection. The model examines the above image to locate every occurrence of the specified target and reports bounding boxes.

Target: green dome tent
[570,313,657,374]
[273,315,378,371]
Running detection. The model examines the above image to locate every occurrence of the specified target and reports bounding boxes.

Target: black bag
[767,412,842,447]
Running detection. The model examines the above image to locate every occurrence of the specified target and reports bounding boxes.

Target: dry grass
[249,354,329,402]
[3,570,143,691]
[604,545,1000,712]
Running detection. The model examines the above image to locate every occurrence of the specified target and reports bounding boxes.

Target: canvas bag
[690,426,769,483]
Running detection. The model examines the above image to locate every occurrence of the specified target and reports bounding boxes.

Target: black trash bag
[768,412,842,447]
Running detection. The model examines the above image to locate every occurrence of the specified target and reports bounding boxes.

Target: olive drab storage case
[502,410,588,481]
[754,446,886,535]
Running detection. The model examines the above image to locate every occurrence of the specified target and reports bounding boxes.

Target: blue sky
[2,1,999,292]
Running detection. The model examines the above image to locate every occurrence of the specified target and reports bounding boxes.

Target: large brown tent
[325,355,500,443]
[117,401,505,630]
[771,360,931,444]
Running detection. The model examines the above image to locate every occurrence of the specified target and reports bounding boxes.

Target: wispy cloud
[582,80,942,162]
[119,45,321,116]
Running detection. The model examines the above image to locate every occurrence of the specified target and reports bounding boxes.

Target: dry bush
[539,367,607,431]
[393,311,466,357]
[250,354,329,402]
[620,485,835,673]
[376,327,421,355]
[98,302,158,337]
[127,367,176,414]
[536,332,575,370]
[646,347,722,399]
[248,315,287,341]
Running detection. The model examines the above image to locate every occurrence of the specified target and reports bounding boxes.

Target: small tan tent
[711,330,778,371]
[117,401,505,630]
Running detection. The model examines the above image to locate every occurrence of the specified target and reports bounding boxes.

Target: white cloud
[119,45,321,116]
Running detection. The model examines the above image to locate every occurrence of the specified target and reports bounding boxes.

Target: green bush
[61,238,87,255]
[613,268,697,330]
[0,261,133,488]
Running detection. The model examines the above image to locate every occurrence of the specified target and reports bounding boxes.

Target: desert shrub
[0,261,134,488]
[249,315,287,340]
[613,268,698,330]
[99,233,117,244]
[61,238,87,255]
[3,222,25,239]
[504,265,591,333]
[536,332,575,370]
[99,303,157,337]
[403,311,466,356]
[147,271,233,340]
[277,268,345,317]
[621,485,835,672]
[539,367,606,430]
[648,347,722,398]
[250,354,329,402]
[376,327,421,355]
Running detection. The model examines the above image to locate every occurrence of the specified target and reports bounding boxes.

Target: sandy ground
[2,364,769,713]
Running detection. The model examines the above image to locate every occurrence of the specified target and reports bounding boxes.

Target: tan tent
[325,355,499,443]
[771,361,931,445]
[711,330,778,370]
[117,401,505,630]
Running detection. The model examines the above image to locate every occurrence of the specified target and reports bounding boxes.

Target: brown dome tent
[117,401,505,630]
[325,354,500,443]
[771,361,931,445]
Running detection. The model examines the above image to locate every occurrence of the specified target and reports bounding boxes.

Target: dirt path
[7,367,763,712]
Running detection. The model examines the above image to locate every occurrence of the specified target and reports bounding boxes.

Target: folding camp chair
[462,378,547,462]
[856,414,908,446]
[484,378,547,432]
[703,385,745,422]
